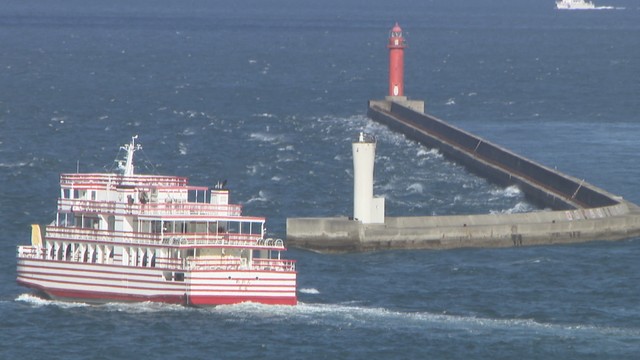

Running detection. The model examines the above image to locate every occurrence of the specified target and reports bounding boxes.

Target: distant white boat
[556,0,596,9]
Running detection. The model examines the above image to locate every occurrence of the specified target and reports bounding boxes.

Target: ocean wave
[178,142,188,155]
[15,293,89,308]
[417,148,442,158]
[253,113,275,118]
[278,145,294,151]
[491,201,535,214]
[490,185,521,198]
[299,288,320,294]
[182,127,196,136]
[245,190,269,204]
[249,132,284,143]
[0,161,29,168]
[16,293,190,313]
[406,183,424,194]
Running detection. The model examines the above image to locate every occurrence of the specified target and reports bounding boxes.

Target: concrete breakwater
[367,100,620,210]
[286,100,640,253]
[287,202,640,253]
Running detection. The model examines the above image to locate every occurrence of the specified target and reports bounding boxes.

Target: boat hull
[17,258,297,306]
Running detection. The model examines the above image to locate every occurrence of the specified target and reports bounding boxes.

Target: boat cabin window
[193,221,207,233]
[187,189,207,203]
[150,220,162,233]
[79,216,100,229]
[58,212,76,227]
[241,222,250,235]
[227,221,239,234]
[242,222,264,235]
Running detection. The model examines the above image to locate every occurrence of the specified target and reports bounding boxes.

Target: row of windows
[57,213,263,236]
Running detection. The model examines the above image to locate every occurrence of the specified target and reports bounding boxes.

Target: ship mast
[118,135,141,176]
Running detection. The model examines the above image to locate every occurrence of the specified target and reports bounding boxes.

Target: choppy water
[1,0,639,358]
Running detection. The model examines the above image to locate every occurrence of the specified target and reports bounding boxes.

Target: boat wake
[16,293,189,313]
[560,6,624,10]
[15,293,640,340]
[16,293,89,309]
[210,301,640,339]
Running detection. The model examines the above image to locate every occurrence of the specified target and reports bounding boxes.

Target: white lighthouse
[352,132,385,224]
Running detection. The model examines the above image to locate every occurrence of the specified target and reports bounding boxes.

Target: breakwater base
[286,99,640,253]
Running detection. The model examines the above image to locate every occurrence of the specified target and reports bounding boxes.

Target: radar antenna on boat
[117,135,142,176]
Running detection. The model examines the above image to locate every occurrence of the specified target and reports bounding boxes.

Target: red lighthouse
[388,22,406,97]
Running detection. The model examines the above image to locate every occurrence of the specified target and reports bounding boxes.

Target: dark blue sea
[2,0,639,358]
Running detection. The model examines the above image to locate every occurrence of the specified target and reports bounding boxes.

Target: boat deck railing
[17,245,296,272]
[58,198,243,217]
[186,257,295,271]
[60,173,188,187]
[43,227,285,250]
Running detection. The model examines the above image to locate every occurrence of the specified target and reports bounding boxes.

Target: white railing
[60,173,188,187]
[44,227,285,250]
[18,245,296,272]
[17,246,44,259]
[188,257,296,272]
[58,198,243,217]
[252,258,297,272]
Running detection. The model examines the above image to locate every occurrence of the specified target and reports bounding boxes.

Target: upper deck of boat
[60,173,201,189]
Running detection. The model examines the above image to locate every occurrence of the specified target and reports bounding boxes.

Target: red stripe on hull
[188,295,297,306]
[18,280,186,305]
[17,279,297,306]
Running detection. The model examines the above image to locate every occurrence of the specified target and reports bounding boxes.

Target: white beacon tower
[352,132,385,224]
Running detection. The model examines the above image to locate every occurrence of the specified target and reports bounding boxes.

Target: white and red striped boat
[16,136,297,306]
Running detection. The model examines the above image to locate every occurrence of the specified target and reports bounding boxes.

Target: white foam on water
[491,185,521,198]
[207,301,640,339]
[182,127,196,136]
[253,113,275,118]
[278,145,294,151]
[406,183,424,194]
[417,148,442,158]
[0,161,29,168]
[100,301,189,314]
[491,201,536,214]
[16,293,89,309]
[299,288,320,294]
[249,132,284,143]
[15,293,190,313]
[245,190,269,204]
[178,142,188,155]
[14,293,640,339]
